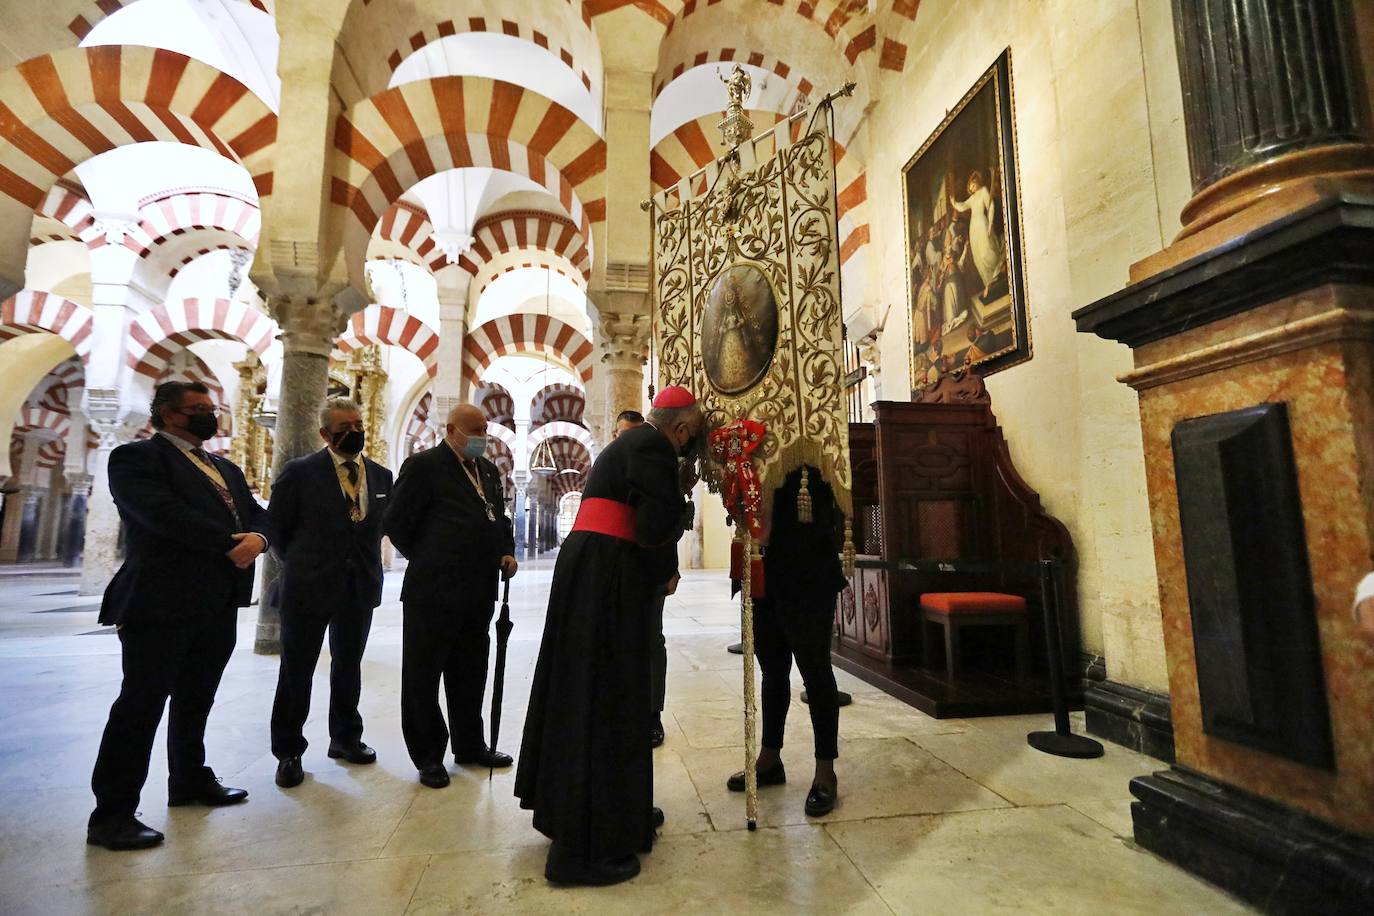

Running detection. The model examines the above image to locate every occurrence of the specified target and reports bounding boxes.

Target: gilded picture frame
[904,48,1029,392]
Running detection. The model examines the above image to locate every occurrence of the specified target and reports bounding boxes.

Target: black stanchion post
[1027,559,1104,759]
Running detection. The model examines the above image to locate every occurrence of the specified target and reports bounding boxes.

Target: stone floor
[0,560,1253,915]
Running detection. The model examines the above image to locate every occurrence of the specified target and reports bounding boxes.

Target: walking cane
[488,574,514,781]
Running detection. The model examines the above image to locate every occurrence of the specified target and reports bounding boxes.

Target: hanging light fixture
[530,439,557,476]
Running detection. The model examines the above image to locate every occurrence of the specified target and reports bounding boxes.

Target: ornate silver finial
[717,65,754,148]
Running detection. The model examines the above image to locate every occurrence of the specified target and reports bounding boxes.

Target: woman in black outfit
[726,464,847,815]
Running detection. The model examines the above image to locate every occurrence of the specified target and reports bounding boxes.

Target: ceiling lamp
[530,440,557,476]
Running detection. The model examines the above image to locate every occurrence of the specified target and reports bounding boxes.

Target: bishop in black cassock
[515,386,703,886]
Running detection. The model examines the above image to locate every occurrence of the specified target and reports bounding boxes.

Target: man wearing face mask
[267,399,393,788]
[384,402,518,788]
[87,381,272,851]
[516,386,703,886]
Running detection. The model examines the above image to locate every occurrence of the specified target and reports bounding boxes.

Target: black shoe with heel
[727,761,785,792]
[805,782,837,817]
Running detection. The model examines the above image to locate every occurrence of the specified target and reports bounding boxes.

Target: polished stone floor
[0,560,1253,915]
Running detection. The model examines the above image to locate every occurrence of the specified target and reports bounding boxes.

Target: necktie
[191,447,239,523]
[342,460,362,522]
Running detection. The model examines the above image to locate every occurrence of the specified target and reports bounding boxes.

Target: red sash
[571,497,636,542]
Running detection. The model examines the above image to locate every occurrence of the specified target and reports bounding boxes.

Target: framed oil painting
[904,48,1029,391]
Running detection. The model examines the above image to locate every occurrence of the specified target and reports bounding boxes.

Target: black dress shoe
[418,764,450,789]
[328,741,377,765]
[87,817,164,851]
[167,778,248,807]
[727,761,786,792]
[545,845,641,886]
[651,806,664,829]
[804,782,837,817]
[453,746,513,768]
[275,756,304,788]
[650,719,665,748]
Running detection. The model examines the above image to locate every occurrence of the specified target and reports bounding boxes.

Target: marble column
[14,489,41,563]
[35,475,61,562]
[255,297,341,654]
[78,391,128,595]
[1168,0,1374,240]
[433,269,470,416]
[1073,3,1374,907]
[596,311,650,447]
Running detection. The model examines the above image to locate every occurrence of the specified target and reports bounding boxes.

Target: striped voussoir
[125,298,277,381]
[335,305,441,378]
[532,383,585,425]
[330,75,605,289]
[461,313,595,385]
[0,291,94,360]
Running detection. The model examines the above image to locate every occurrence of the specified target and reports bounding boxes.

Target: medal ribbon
[709,419,766,540]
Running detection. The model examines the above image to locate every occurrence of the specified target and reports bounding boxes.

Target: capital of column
[82,388,127,451]
[268,296,348,357]
[65,472,93,498]
[597,311,650,370]
[856,332,882,378]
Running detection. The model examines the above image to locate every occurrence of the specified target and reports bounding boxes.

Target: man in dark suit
[269,398,393,788]
[88,381,271,851]
[384,402,517,788]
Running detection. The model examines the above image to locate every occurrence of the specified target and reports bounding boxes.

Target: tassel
[797,466,813,524]
[841,518,856,577]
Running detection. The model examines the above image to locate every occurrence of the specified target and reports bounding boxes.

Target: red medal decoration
[709,420,767,539]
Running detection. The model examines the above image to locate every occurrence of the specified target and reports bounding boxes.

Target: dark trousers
[89,602,237,826]
[400,599,494,768]
[754,594,840,760]
[649,594,667,716]
[269,601,374,759]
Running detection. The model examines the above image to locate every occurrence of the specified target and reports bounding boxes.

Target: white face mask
[461,435,488,460]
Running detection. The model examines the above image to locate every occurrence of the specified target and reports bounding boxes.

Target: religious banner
[649,73,855,525]
[647,68,857,831]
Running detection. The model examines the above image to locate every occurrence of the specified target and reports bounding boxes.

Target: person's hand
[226,533,266,569]
[500,555,519,580]
[663,573,681,597]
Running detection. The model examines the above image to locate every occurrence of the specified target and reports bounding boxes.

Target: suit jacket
[99,435,273,627]
[384,442,515,606]
[269,448,393,614]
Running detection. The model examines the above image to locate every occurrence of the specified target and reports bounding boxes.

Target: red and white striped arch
[487,433,514,492]
[13,404,70,441]
[463,209,591,289]
[34,184,95,242]
[659,0,895,68]
[404,391,439,453]
[383,12,596,95]
[338,0,599,104]
[331,75,606,291]
[372,201,447,273]
[0,290,94,360]
[532,382,585,426]
[335,305,441,378]
[527,419,594,458]
[479,386,516,428]
[649,109,786,194]
[115,189,261,258]
[0,46,277,282]
[462,314,595,385]
[125,297,277,380]
[66,0,275,42]
[31,357,85,415]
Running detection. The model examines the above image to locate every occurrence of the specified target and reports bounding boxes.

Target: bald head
[446,403,488,452]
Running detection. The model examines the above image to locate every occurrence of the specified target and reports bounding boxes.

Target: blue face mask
[461,435,488,460]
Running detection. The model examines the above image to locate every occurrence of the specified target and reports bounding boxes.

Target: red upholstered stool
[920,592,1030,684]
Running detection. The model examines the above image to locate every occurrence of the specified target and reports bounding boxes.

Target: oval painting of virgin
[702,263,779,395]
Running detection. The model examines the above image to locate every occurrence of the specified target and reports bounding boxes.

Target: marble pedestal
[1074,193,1374,911]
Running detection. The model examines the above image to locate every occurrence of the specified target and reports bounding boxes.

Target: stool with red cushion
[920,592,1030,684]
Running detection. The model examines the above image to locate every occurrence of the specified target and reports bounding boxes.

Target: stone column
[14,489,41,563]
[255,297,342,654]
[34,473,61,562]
[1073,3,1374,907]
[79,390,128,595]
[1169,0,1374,239]
[433,269,470,416]
[0,489,23,564]
[596,311,650,447]
[61,473,91,567]
[511,469,529,557]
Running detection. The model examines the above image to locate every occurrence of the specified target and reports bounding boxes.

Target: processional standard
[645,68,856,829]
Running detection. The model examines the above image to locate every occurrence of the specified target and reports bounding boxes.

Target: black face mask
[332,429,366,456]
[185,413,218,442]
